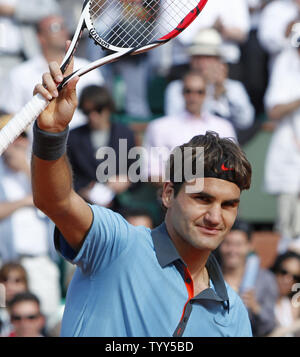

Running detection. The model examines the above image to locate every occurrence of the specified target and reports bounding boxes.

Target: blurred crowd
[1,0,300,337]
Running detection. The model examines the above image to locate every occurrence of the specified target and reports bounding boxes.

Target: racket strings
[89,0,200,49]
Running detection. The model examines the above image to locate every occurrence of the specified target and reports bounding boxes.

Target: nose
[203,204,222,227]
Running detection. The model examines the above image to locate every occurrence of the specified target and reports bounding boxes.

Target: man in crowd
[143,70,236,181]
[0,14,104,130]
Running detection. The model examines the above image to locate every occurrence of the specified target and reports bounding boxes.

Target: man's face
[10,301,44,337]
[219,230,250,270]
[38,16,69,52]
[163,178,240,252]
[2,269,27,303]
[276,258,300,297]
[183,75,206,116]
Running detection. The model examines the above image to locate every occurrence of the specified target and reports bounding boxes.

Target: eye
[222,201,239,209]
[194,195,211,203]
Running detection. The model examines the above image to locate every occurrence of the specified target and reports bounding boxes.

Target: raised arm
[31,47,93,252]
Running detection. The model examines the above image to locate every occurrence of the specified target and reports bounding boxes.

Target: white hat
[187,28,222,57]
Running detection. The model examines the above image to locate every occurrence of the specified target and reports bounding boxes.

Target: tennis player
[31,55,253,337]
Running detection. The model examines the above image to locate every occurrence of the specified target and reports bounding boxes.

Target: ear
[161,182,174,209]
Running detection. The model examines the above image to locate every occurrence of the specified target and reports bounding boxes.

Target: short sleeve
[54,205,131,276]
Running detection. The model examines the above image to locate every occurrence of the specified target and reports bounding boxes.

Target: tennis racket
[0,0,208,155]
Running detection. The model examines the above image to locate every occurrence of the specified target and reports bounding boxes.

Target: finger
[42,72,58,98]
[49,61,63,84]
[33,83,53,101]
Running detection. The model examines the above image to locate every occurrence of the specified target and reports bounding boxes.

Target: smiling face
[163,177,240,255]
[219,230,250,270]
[276,257,300,297]
[183,74,207,116]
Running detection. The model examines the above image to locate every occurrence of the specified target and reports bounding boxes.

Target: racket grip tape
[0,93,49,156]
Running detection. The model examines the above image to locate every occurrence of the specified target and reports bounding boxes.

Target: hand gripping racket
[0,0,208,155]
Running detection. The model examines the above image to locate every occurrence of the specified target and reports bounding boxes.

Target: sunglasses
[46,22,66,34]
[11,313,40,322]
[81,107,105,116]
[2,277,25,284]
[183,88,206,95]
[279,268,300,282]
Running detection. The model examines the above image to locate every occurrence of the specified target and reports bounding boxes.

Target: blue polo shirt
[55,205,252,337]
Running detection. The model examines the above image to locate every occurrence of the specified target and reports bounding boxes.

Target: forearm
[0,199,28,220]
[31,154,74,217]
[268,99,300,121]
[222,28,247,43]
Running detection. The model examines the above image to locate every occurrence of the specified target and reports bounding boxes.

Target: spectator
[218,219,278,336]
[143,70,236,181]
[0,262,28,336]
[258,0,300,68]
[269,251,300,336]
[240,0,271,116]
[159,0,250,80]
[164,28,255,132]
[7,292,45,337]
[0,262,28,304]
[264,38,300,252]
[67,85,136,208]
[0,117,61,324]
[0,14,104,130]
[0,0,60,80]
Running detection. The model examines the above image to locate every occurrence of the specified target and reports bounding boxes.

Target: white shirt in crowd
[179,0,251,64]
[258,0,300,58]
[0,55,104,129]
[0,0,22,54]
[164,78,255,130]
[264,47,300,194]
[150,0,250,73]
[143,111,237,178]
[1,162,49,256]
[0,0,60,56]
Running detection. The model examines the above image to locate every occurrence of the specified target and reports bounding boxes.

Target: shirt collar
[151,222,229,304]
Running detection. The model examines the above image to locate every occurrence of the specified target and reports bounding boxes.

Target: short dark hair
[78,85,115,114]
[230,219,253,241]
[0,262,28,288]
[270,251,300,275]
[8,292,41,311]
[183,69,205,83]
[167,131,252,195]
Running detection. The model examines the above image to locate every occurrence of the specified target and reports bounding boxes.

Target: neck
[223,264,245,281]
[165,219,210,284]
[92,112,111,131]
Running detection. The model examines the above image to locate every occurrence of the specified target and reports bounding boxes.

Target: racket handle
[0,93,49,156]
